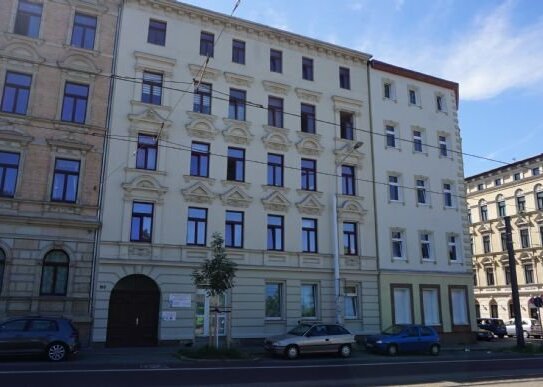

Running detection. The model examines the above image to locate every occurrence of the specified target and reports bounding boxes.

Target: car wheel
[507,335,513,338]
[47,342,67,362]
[339,344,352,358]
[429,344,440,356]
[498,334,505,339]
[285,345,299,360]
[523,331,529,339]
[387,344,398,356]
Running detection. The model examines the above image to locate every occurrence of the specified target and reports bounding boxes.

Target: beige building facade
[0,0,119,342]
[467,153,543,322]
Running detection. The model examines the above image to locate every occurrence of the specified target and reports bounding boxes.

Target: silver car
[264,322,356,359]
[505,318,542,338]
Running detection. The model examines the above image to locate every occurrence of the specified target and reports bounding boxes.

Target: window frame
[141,71,163,106]
[147,19,167,46]
[388,175,400,201]
[343,284,359,320]
[420,232,432,260]
[301,158,317,191]
[226,147,245,182]
[61,82,89,124]
[339,67,350,89]
[482,235,491,254]
[225,210,244,248]
[232,39,245,64]
[520,228,530,249]
[39,250,69,296]
[267,214,284,251]
[302,57,314,81]
[200,31,215,57]
[270,49,282,73]
[193,82,212,114]
[228,88,246,121]
[485,267,495,286]
[391,284,413,324]
[187,207,208,246]
[439,136,448,157]
[416,179,427,205]
[340,111,354,140]
[448,235,459,261]
[135,134,158,171]
[267,153,284,187]
[265,282,284,320]
[70,12,97,50]
[0,151,20,198]
[50,158,80,203]
[190,142,210,178]
[301,218,318,253]
[443,183,453,207]
[300,103,316,134]
[385,125,396,148]
[301,283,318,318]
[420,285,442,327]
[341,165,356,196]
[1,71,32,115]
[391,230,404,259]
[267,96,283,128]
[449,285,470,328]
[524,264,534,284]
[14,0,43,38]
[413,130,423,152]
[343,222,358,256]
[130,201,154,243]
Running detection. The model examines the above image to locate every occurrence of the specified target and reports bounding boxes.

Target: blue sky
[180,0,543,176]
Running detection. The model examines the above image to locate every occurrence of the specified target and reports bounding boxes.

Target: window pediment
[220,186,253,208]
[185,112,219,140]
[534,213,543,224]
[2,41,45,64]
[122,175,168,203]
[337,198,367,222]
[224,72,254,87]
[334,144,364,166]
[181,182,215,204]
[189,64,220,81]
[135,51,176,75]
[128,108,172,137]
[332,95,363,115]
[58,53,101,74]
[296,133,323,156]
[0,128,33,148]
[66,0,109,14]
[514,215,529,227]
[261,190,291,213]
[262,80,291,95]
[296,193,325,215]
[295,87,322,103]
[476,224,491,234]
[46,135,93,155]
[261,129,292,152]
[222,119,254,145]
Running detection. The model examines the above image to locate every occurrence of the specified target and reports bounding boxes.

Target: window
[514,172,521,181]
[516,194,526,213]
[450,287,469,325]
[536,190,543,210]
[141,72,162,105]
[391,231,404,259]
[439,136,448,157]
[193,82,212,114]
[477,183,484,191]
[386,125,396,148]
[383,82,392,99]
[482,235,491,254]
[228,88,246,121]
[147,19,166,45]
[422,288,440,325]
[71,13,97,49]
[339,67,350,89]
[340,111,354,140]
[226,147,245,182]
[408,88,417,105]
[343,222,358,255]
[40,250,69,296]
[413,130,423,152]
[533,167,540,176]
[190,142,209,177]
[495,178,502,186]
[14,0,42,38]
[344,285,358,319]
[393,286,412,324]
[497,197,506,217]
[130,202,153,242]
[1,71,32,115]
[486,267,495,286]
[265,282,283,319]
[524,264,534,284]
[301,284,318,318]
[470,236,474,255]
[267,153,283,187]
[136,134,157,170]
[302,57,314,80]
[436,95,446,112]
[51,159,80,203]
[508,302,514,319]
[490,302,498,318]
[200,31,214,57]
[420,233,432,260]
[416,179,427,204]
[187,207,207,246]
[267,96,283,128]
[225,211,243,248]
[504,265,511,285]
[520,229,530,248]
[61,82,89,123]
[267,215,284,251]
[0,249,5,295]
[388,175,400,201]
[232,39,245,64]
[468,209,472,223]
[501,232,507,252]
[0,151,20,198]
[301,159,316,191]
[443,183,453,207]
[448,235,458,261]
[301,218,318,253]
[342,165,355,195]
[300,103,316,133]
[480,203,488,222]
[270,49,282,73]
[540,226,543,248]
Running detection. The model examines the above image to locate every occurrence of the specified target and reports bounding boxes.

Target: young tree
[192,232,237,347]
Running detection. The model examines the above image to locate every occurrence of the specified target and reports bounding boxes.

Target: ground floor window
[344,285,359,319]
[421,287,440,326]
[450,287,469,325]
[490,301,498,318]
[392,285,412,324]
[265,282,283,319]
[301,284,318,318]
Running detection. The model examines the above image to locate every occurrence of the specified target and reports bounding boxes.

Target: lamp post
[332,141,363,325]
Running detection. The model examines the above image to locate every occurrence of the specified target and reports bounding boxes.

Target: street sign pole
[505,216,524,348]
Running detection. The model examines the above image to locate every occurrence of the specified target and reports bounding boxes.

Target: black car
[0,316,81,361]
[477,318,506,338]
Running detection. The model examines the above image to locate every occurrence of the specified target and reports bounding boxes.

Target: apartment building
[369,61,474,341]
[0,0,119,342]
[467,154,543,321]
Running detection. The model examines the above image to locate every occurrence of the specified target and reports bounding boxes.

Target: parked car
[264,322,356,359]
[477,318,506,338]
[365,324,440,356]
[0,316,80,361]
[476,328,495,341]
[505,318,542,338]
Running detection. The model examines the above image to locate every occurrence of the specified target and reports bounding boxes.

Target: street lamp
[332,141,363,325]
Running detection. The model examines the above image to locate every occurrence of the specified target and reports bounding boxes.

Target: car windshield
[382,325,405,335]
[288,324,313,336]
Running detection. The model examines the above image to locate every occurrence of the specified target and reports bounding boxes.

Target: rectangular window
[300,103,316,133]
[537,191,543,210]
[270,49,282,73]
[225,211,243,248]
[386,125,396,147]
[486,268,494,286]
[448,235,458,261]
[533,167,540,176]
[416,179,427,204]
[0,151,20,198]
[443,183,453,207]
[420,233,431,260]
[477,183,484,191]
[524,264,534,284]
[265,282,283,319]
[187,207,207,246]
[495,178,502,186]
[392,231,404,259]
[514,172,521,181]
[228,88,246,121]
[450,287,469,325]
[136,134,157,170]
[342,165,355,196]
[14,0,42,38]
[302,218,318,253]
[61,82,89,123]
[393,286,412,324]
[408,88,417,105]
[436,95,444,111]
[71,13,97,50]
[504,266,511,285]
[501,232,507,252]
[1,71,31,115]
[267,154,283,187]
[267,96,283,128]
[302,57,314,81]
[51,159,80,203]
[226,147,245,182]
[344,285,358,319]
[480,205,488,221]
[200,31,214,57]
[232,39,245,64]
[301,159,316,191]
[384,82,392,99]
[498,200,506,217]
[439,136,448,157]
[388,175,399,201]
[340,111,354,140]
[413,130,423,152]
[141,71,162,105]
[343,222,358,255]
[267,215,284,251]
[520,228,530,248]
[130,202,154,242]
[482,235,491,253]
[193,82,212,114]
[339,67,350,89]
[540,226,543,248]
[517,195,526,213]
[301,284,317,318]
[422,287,440,325]
[190,142,209,177]
[147,19,166,45]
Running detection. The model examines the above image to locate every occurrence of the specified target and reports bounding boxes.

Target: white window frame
[420,232,433,261]
[265,281,284,320]
[391,229,405,260]
[343,284,359,320]
[421,287,440,326]
[450,287,469,325]
[438,135,449,157]
[408,86,420,107]
[385,125,396,148]
[435,92,447,113]
[416,178,428,205]
[443,182,454,208]
[388,174,401,202]
[448,234,460,262]
[393,286,413,324]
[412,128,424,153]
[382,78,396,101]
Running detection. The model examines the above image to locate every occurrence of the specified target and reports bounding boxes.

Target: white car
[505,318,542,338]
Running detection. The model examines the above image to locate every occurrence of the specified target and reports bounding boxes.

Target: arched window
[489,300,498,318]
[496,195,506,218]
[515,189,525,213]
[40,250,69,296]
[535,184,543,210]
[0,249,5,294]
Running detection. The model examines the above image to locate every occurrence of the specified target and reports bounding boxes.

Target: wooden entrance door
[106,275,160,347]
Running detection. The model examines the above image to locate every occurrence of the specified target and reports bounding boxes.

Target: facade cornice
[0,214,99,229]
[466,153,543,182]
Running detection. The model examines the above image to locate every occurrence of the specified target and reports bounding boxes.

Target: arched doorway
[106,274,160,347]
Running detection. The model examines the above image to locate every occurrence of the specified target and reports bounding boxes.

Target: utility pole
[505,215,524,348]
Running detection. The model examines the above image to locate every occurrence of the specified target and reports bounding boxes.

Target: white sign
[169,293,191,308]
[161,311,176,321]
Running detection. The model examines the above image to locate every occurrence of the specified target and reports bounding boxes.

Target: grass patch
[508,343,543,354]
[177,345,251,360]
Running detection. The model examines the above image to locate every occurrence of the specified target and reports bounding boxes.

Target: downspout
[88,0,124,346]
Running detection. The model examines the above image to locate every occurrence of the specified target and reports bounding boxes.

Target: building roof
[465,153,543,182]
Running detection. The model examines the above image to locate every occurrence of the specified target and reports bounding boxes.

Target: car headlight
[376,340,382,344]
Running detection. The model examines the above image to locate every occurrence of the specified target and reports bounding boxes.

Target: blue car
[365,324,440,356]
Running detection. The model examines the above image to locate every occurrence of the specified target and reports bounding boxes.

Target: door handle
[136,317,139,326]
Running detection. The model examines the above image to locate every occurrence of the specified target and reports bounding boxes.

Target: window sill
[183,175,216,185]
[412,150,429,157]
[385,145,401,152]
[421,258,436,264]
[392,257,407,262]
[125,167,167,176]
[130,100,172,112]
[382,97,397,103]
[221,180,251,189]
[388,199,405,205]
[408,103,422,109]
[63,44,101,57]
[296,189,323,197]
[4,32,45,46]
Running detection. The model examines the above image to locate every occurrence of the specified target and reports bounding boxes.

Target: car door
[400,326,421,352]
[0,319,29,353]
[304,325,329,353]
[26,319,59,353]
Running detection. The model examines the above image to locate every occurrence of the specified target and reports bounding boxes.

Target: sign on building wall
[161,311,177,321]
[169,294,191,308]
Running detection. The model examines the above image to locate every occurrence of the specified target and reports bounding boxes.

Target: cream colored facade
[467,153,543,322]
[0,0,119,342]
